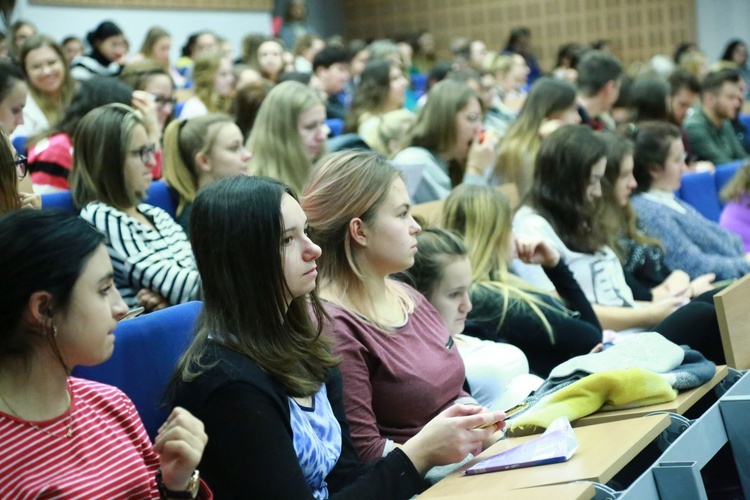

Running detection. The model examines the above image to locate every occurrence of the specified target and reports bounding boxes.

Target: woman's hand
[154,407,207,492]
[400,404,505,475]
[689,273,716,297]
[465,130,497,177]
[19,192,41,210]
[515,237,561,268]
[651,270,690,302]
[132,90,162,142]
[137,288,170,311]
[645,295,687,324]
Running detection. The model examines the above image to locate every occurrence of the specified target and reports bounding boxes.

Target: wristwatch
[156,469,200,499]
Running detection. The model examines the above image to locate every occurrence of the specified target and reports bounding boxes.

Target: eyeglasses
[464,112,484,124]
[153,95,177,108]
[15,153,27,179]
[129,144,158,164]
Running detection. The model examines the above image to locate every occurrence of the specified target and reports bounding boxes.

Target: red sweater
[0,377,208,499]
[325,284,472,461]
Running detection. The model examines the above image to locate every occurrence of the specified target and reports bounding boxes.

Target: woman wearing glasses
[71,104,200,311]
[1,132,39,213]
[392,80,496,204]
[27,77,161,194]
[120,59,176,133]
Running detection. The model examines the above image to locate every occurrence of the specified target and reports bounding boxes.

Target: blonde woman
[247,81,328,193]
[162,114,251,233]
[15,35,76,138]
[359,108,416,157]
[392,80,496,204]
[133,27,186,88]
[179,53,234,119]
[442,184,603,377]
[492,77,581,195]
[302,150,506,462]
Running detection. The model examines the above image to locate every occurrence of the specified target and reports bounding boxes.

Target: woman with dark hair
[344,59,409,137]
[0,210,209,498]
[15,34,77,138]
[492,76,581,195]
[71,104,200,310]
[71,21,127,81]
[627,76,670,123]
[171,174,503,497]
[629,121,750,280]
[597,133,716,301]
[0,59,27,136]
[721,39,750,93]
[512,125,725,361]
[27,77,160,194]
[232,79,272,140]
[393,80,496,204]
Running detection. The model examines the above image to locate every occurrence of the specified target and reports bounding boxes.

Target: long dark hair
[529,125,608,253]
[175,176,337,397]
[0,210,104,366]
[0,130,19,214]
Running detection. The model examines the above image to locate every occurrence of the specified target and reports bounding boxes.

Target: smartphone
[120,306,145,321]
[474,402,529,429]
[712,278,737,289]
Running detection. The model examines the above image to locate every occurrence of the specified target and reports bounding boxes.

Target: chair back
[677,171,722,222]
[715,160,747,195]
[325,118,345,137]
[72,301,202,440]
[714,275,750,370]
[40,181,176,218]
[41,190,77,214]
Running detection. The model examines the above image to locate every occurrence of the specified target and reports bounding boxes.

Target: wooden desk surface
[419,414,669,498]
[423,481,595,500]
[575,365,727,427]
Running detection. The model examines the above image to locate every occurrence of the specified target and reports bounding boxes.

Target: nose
[318,124,330,141]
[242,148,252,161]
[303,236,322,261]
[112,288,129,321]
[460,292,472,313]
[410,216,421,234]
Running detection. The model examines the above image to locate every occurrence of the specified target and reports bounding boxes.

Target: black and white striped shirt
[81,202,200,307]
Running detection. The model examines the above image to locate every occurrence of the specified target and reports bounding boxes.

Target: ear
[23,291,55,332]
[194,151,211,173]
[602,80,616,97]
[647,162,664,179]
[349,217,368,248]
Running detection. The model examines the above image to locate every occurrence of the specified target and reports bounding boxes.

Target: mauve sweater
[324,284,473,461]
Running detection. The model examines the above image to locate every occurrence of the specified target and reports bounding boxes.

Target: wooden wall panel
[29,0,271,10]
[343,0,696,71]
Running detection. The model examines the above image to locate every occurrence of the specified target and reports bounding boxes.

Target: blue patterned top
[288,385,342,499]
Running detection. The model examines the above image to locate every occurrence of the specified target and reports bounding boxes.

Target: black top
[465,261,603,377]
[172,342,428,499]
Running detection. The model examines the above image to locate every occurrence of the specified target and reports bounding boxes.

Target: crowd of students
[1,9,750,498]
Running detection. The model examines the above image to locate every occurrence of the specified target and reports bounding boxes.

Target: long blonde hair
[302,150,414,330]
[494,77,577,195]
[162,113,234,216]
[247,81,324,193]
[19,35,76,127]
[193,53,232,113]
[442,184,555,341]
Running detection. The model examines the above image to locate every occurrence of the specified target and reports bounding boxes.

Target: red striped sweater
[0,377,203,499]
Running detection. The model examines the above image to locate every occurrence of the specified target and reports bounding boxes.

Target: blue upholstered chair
[12,135,27,156]
[325,118,345,138]
[678,171,723,222]
[41,181,177,219]
[715,160,747,194]
[72,301,202,440]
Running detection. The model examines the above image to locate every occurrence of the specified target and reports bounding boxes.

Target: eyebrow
[98,272,114,284]
[282,219,309,234]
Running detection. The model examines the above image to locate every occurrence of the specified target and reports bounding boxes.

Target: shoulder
[683,109,708,130]
[80,201,122,222]
[393,147,434,164]
[513,205,554,231]
[69,377,136,414]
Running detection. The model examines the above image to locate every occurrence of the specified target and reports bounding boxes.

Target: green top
[683,107,748,165]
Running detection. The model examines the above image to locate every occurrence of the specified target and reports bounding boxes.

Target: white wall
[696,0,750,61]
[12,0,273,61]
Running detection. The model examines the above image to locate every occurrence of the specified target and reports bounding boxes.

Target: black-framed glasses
[153,96,177,108]
[129,144,158,164]
[15,153,27,179]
